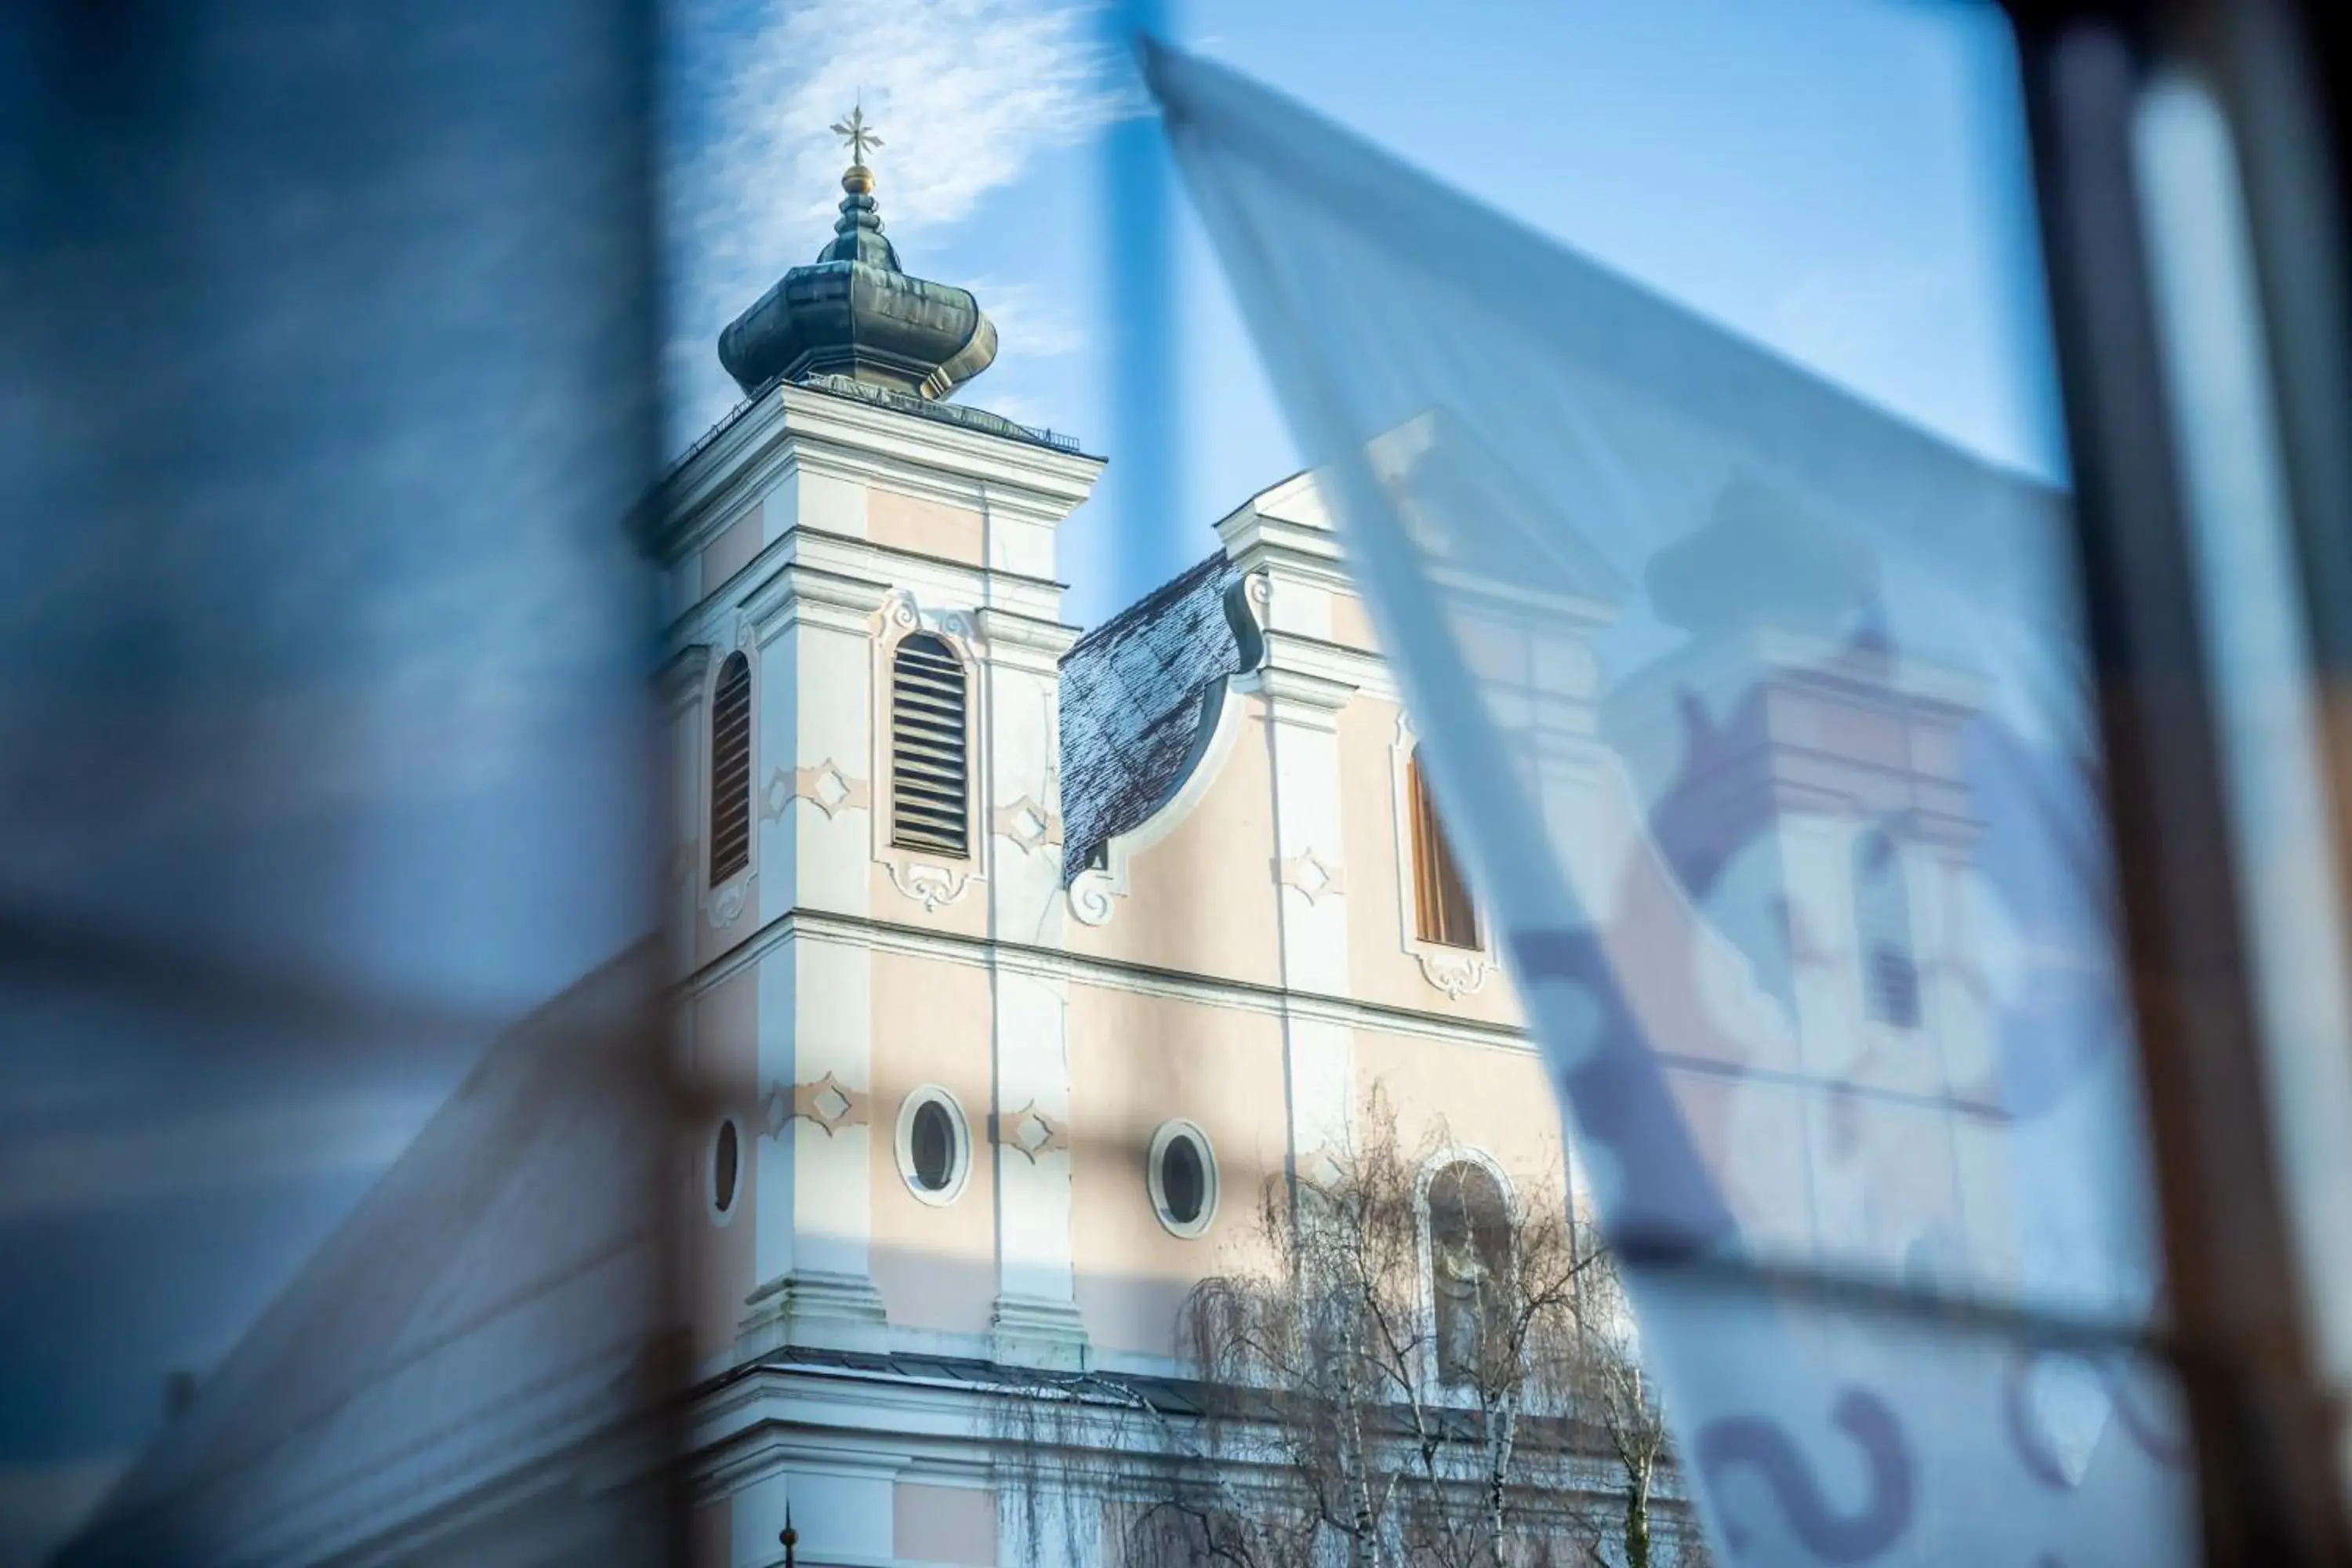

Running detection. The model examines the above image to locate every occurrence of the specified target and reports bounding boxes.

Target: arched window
[1854,827,1919,1027]
[1427,1159,1511,1385]
[890,633,969,857]
[709,652,753,885]
[1409,753,1479,949]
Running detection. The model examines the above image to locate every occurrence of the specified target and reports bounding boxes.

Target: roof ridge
[1063,550,1232,659]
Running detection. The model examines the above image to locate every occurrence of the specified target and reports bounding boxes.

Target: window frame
[708,649,755,889]
[887,630,972,858]
[1147,1118,1219,1238]
[894,1084,973,1206]
[1417,1149,1515,1388]
[1407,750,1481,950]
[707,1116,743,1225]
[869,590,988,912]
[1390,714,1494,998]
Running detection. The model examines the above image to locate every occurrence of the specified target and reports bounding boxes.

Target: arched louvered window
[1854,827,1919,1027]
[1428,1160,1511,1385]
[890,633,969,857]
[709,652,753,885]
[1409,753,1479,949]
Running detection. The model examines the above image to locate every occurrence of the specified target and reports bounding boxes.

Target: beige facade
[652,375,2018,1566]
[657,382,1579,1563]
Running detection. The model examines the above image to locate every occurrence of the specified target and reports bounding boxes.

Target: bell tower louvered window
[890,633,969,857]
[709,652,753,885]
[1409,753,1479,949]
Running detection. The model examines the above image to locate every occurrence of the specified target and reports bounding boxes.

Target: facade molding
[738,1269,892,1359]
[656,381,1103,566]
[680,906,1535,1059]
[683,1357,1668,1526]
[768,760,869,823]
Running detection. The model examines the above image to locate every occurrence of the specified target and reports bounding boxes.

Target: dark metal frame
[2005,1,2352,1559]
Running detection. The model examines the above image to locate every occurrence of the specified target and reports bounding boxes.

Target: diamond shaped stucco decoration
[997,1101,1070,1162]
[789,1073,870,1135]
[993,794,1060,855]
[1277,848,1345,904]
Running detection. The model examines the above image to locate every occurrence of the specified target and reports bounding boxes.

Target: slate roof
[1058,551,1253,881]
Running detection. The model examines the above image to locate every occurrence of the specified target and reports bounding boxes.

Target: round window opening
[910,1100,956,1192]
[712,1120,740,1217]
[1149,1120,1218,1237]
[895,1087,970,1205]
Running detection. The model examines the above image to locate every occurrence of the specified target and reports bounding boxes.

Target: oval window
[1149,1120,1218,1237]
[910,1099,956,1192]
[712,1120,739,1216]
[895,1087,969,1204]
[1163,1137,1205,1223]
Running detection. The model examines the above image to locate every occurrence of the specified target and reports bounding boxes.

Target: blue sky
[664,0,2063,626]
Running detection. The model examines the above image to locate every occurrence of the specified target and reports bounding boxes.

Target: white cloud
[664,0,1126,444]
[971,278,1086,360]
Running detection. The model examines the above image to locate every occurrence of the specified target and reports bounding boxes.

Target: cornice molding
[737,559,894,642]
[660,643,714,709]
[676,904,1533,1058]
[971,605,1082,661]
[1246,661,1359,712]
[657,382,1104,562]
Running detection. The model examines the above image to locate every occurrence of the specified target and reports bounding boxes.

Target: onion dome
[717,111,998,401]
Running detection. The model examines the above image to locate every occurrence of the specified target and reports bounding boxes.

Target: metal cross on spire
[830,103,882,167]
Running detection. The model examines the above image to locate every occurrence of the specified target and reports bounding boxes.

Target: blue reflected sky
[0,5,659,1559]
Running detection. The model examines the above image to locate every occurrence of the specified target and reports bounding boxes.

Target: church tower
[655,122,1105,1425]
[1601,481,2018,1293]
[655,121,1570,1568]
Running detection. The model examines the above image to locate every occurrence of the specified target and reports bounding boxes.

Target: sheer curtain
[1146,37,2189,1565]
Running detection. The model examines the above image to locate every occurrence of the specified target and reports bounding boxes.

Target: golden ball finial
[829,103,882,198]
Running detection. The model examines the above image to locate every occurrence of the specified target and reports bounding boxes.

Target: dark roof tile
[1058,553,1249,880]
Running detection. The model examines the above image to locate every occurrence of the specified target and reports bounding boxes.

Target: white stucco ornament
[888,859,974,912]
[1068,866,1118,927]
[806,762,854,817]
[996,794,1056,854]
[1415,947,1490,1000]
[1279,848,1345,904]
[708,878,750,931]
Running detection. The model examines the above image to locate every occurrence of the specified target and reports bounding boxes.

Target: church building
[60,135,2009,1568]
[664,143,1558,1563]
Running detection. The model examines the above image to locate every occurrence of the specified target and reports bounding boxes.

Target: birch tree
[993,1094,1702,1567]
